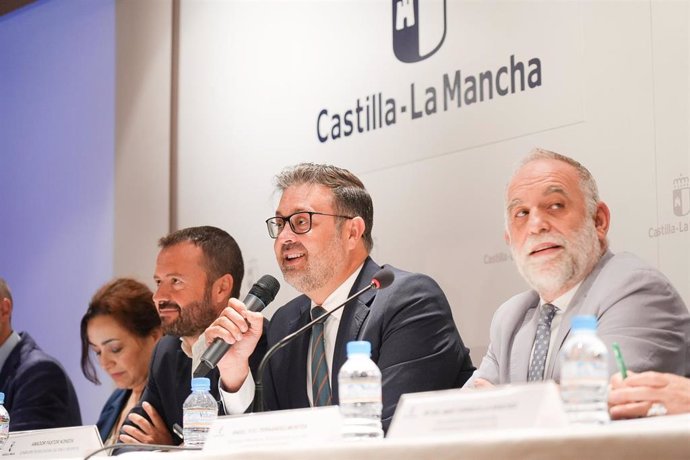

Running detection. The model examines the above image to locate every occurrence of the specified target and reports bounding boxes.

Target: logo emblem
[673,174,689,217]
[392,0,447,63]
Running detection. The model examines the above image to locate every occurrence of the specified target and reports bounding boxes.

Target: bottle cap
[0,392,4,405]
[571,315,598,331]
[191,377,211,391]
[346,340,371,357]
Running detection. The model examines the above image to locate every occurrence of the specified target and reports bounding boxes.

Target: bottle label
[183,409,217,427]
[339,383,382,404]
[561,360,608,380]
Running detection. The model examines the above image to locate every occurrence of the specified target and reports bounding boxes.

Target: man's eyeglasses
[265,211,355,238]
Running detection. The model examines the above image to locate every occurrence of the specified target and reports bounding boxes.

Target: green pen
[612,342,628,379]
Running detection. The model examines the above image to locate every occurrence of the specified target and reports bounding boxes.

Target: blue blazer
[96,389,129,442]
[263,257,474,431]
[0,332,82,431]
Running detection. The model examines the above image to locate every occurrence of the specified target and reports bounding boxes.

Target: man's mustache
[157,301,181,312]
[281,241,304,250]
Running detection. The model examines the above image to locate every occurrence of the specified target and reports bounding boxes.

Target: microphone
[252,267,394,412]
[194,274,280,377]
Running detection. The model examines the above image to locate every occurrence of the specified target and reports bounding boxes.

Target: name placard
[0,425,103,458]
[204,406,342,452]
[387,381,567,439]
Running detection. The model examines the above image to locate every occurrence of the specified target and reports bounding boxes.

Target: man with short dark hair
[0,277,82,431]
[120,226,265,445]
[465,149,690,388]
[206,164,474,431]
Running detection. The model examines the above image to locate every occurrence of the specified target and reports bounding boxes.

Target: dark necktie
[528,303,558,381]
[310,306,332,406]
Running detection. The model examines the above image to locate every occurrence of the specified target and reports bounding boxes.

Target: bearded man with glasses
[205,163,474,432]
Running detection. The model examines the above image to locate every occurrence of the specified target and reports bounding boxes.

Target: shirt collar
[179,335,208,376]
[539,280,582,312]
[0,331,21,371]
[311,262,365,321]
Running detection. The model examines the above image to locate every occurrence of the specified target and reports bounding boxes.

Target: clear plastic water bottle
[182,377,218,448]
[338,341,383,439]
[0,392,9,448]
[559,315,610,424]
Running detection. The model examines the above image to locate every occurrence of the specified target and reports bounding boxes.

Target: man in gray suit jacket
[466,149,690,387]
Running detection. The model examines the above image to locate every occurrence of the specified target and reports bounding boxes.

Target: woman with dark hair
[80,278,162,445]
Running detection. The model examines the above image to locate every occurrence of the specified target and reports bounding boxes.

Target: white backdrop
[175,0,690,362]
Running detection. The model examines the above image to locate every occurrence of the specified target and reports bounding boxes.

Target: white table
[116,414,690,460]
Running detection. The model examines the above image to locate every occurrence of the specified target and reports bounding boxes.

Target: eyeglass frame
[265,211,355,238]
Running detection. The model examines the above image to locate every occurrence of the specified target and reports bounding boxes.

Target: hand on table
[608,371,690,419]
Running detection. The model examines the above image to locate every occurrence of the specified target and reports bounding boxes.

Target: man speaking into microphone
[206,164,474,430]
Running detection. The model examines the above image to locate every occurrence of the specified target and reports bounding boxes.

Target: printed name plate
[387,381,567,439]
[0,425,102,458]
[204,406,342,452]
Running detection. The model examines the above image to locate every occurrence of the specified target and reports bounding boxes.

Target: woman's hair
[80,278,161,384]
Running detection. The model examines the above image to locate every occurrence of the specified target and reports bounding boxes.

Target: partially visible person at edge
[465,148,689,388]
[119,226,266,446]
[80,278,162,444]
[204,163,474,432]
[0,277,82,431]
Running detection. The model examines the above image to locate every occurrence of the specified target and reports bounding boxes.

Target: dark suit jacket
[124,332,266,445]
[0,332,82,431]
[263,257,474,430]
[124,336,220,445]
[96,388,129,442]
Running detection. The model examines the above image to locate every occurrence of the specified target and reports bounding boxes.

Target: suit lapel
[547,301,580,379]
[0,347,18,386]
[285,302,312,408]
[545,250,614,379]
[331,258,379,401]
[509,292,540,383]
[175,343,193,414]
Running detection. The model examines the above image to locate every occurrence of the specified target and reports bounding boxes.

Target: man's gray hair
[274,163,374,252]
[508,148,600,218]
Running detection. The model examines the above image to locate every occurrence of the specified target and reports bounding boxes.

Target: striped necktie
[310,306,332,406]
[528,303,558,381]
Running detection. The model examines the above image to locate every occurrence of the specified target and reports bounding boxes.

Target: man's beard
[161,286,219,337]
[512,220,600,298]
[280,234,347,295]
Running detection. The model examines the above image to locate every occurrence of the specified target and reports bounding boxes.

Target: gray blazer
[466,250,690,386]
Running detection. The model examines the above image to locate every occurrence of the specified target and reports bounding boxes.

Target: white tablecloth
[117,414,690,460]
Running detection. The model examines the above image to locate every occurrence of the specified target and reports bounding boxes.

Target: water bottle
[559,315,610,424]
[182,377,218,448]
[338,341,383,439]
[0,392,9,448]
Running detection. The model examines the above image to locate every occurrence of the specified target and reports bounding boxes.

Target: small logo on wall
[649,173,690,238]
[393,0,446,63]
[673,174,690,217]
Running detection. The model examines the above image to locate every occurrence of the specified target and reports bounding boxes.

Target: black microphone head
[371,268,394,289]
[193,361,213,378]
[249,274,281,305]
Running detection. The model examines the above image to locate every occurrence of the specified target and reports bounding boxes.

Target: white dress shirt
[0,331,21,371]
[305,264,362,405]
[220,263,365,413]
[529,281,582,372]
